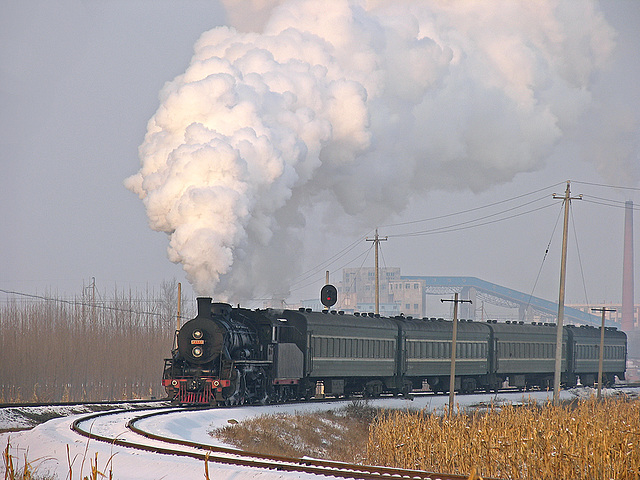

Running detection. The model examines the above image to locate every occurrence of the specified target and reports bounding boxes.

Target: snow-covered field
[1,388,637,480]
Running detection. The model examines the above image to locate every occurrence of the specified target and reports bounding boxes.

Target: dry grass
[213,400,378,463]
[4,439,116,480]
[4,438,217,480]
[366,394,640,480]
[214,395,640,479]
[3,439,56,480]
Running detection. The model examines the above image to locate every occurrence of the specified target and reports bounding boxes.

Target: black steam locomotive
[162,296,627,405]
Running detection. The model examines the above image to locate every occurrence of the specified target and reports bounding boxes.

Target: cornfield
[366,395,640,480]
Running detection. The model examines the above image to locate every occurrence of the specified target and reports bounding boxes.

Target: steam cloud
[126,0,617,300]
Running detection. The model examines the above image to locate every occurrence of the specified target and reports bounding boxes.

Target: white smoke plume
[126,0,616,300]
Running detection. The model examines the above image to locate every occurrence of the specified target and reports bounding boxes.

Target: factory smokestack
[622,200,635,332]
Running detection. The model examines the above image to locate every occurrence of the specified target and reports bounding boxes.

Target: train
[162,295,627,405]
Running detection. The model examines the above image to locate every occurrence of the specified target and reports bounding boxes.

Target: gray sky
[2,1,639,315]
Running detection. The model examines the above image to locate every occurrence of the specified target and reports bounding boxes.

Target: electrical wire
[289,244,373,296]
[388,199,556,238]
[571,205,590,306]
[264,184,583,301]
[339,242,375,297]
[522,203,564,317]
[379,181,565,229]
[581,196,640,210]
[0,288,164,317]
[287,233,371,288]
[573,180,640,191]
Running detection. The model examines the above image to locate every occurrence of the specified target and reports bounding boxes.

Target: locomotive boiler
[163,297,304,405]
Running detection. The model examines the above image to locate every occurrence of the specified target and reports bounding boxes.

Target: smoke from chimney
[125,0,618,300]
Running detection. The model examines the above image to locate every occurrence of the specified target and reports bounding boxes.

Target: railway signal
[320,284,337,308]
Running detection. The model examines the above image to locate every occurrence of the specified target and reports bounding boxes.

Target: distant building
[568,303,639,330]
[388,278,427,317]
[339,267,399,311]
[337,267,426,317]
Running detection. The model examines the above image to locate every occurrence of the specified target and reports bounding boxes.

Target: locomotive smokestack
[622,201,635,333]
[197,297,212,319]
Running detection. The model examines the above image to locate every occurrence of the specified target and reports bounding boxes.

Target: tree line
[0,281,193,403]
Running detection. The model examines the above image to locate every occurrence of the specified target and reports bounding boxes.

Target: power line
[388,199,556,238]
[380,182,565,229]
[287,233,371,288]
[0,288,164,317]
[581,195,640,210]
[289,244,373,295]
[572,180,640,191]
[339,242,375,297]
[281,184,595,299]
[253,180,637,303]
[570,205,590,306]
[522,202,564,318]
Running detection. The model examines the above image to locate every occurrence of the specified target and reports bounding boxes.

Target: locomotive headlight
[193,329,203,340]
[192,346,203,357]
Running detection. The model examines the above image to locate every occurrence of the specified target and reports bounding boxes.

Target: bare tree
[0,285,181,403]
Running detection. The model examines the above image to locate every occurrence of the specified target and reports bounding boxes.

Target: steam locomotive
[162,295,627,405]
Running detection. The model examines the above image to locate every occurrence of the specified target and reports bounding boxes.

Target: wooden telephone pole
[441,292,472,413]
[366,228,387,314]
[591,307,616,398]
[552,181,581,403]
[177,282,182,330]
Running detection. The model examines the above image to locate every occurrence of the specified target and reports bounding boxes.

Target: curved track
[71,407,487,480]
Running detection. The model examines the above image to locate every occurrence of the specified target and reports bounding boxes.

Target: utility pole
[89,276,96,322]
[177,282,182,330]
[552,181,582,403]
[366,228,387,314]
[441,292,472,413]
[591,307,615,399]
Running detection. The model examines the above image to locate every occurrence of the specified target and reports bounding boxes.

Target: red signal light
[321,284,337,307]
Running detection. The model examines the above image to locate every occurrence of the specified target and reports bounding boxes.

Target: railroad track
[0,398,169,409]
[71,407,488,480]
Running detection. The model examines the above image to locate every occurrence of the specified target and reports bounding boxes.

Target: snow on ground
[0,402,167,431]
[1,388,638,480]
